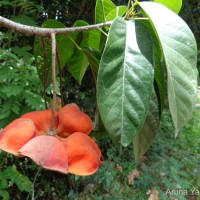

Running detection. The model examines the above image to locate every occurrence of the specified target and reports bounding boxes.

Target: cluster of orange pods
[0,103,103,176]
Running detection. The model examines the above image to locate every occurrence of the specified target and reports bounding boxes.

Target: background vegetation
[0,0,199,199]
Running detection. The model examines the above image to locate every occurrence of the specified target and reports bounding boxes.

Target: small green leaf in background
[151,0,182,14]
[34,19,75,87]
[0,189,9,200]
[95,0,116,23]
[139,2,198,136]
[1,85,24,98]
[67,20,90,85]
[97,17,154,147]
[81,47,101,81]
[95,0,127,24]
[67,50,89,85]
[10,14,38,26]
[0,165,32,193]
[106,5,127,22]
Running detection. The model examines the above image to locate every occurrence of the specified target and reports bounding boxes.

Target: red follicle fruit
[18,135,68,174]
[57,103,93,138]
[0,118,36,157]
[21,110,59,135]
[61,132,102,176]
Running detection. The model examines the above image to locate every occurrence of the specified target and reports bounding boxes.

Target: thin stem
[49,31,57,135]
[26,167,41,200]
[0,16,112,37]
[124,1,139,20]
[41,37,48,109]
[97,27,108,37]
[56,47,64,107]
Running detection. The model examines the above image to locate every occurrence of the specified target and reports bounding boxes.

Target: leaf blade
[97,17,154,147]
[140,2,198,135]
[133,88,160,162]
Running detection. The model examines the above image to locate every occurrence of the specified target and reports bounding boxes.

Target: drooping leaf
[133,88,160,162]
[88,30,101,50]
[138,19,165,111]
[67,49,89,85]
[34,19,75,87]
[67,20,90,84]
[97,17,154,147]
[81,47,101,81]
[139,2,198,136]
[151,0,182,14]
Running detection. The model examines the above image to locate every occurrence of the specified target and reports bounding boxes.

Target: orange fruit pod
[0,118,36,157]
[19,135,68,174]
[21,110,59,135]
[61,132,102,176]
[57,103,93,138]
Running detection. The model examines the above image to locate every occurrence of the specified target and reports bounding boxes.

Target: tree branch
[0,16,112,37]
[41,37,48,109]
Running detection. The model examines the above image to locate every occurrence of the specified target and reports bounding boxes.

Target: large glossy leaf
[133,88,160,162]
[97,17,154,147]
[34,19,75,86]
[140,2,198,136]
[152,0,182,14]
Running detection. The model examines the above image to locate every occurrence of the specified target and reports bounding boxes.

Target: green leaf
[67,20,90,84]
[106,5,127,21]
[34,19,75,87]
[138,19,165,111]
[0,49,18,61]
[23,91,45,110]
[10,14,37,26]
[81,48,101,71]
[133,88,160,162]
[0,165,32,192]
[0,180,8,189]
[88,30,101,50]
[140,2,198,136]
[97,17,154,147]
[68,50,89,85]
[95,0,116,23]
[151,0,182,14]
[1,85,24,97]
[0,189,9,200]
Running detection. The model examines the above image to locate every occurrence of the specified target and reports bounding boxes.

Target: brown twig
[41,37,48,109]
[49,31,57,135]
[56,47,64,107]
[0,16,112,37]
